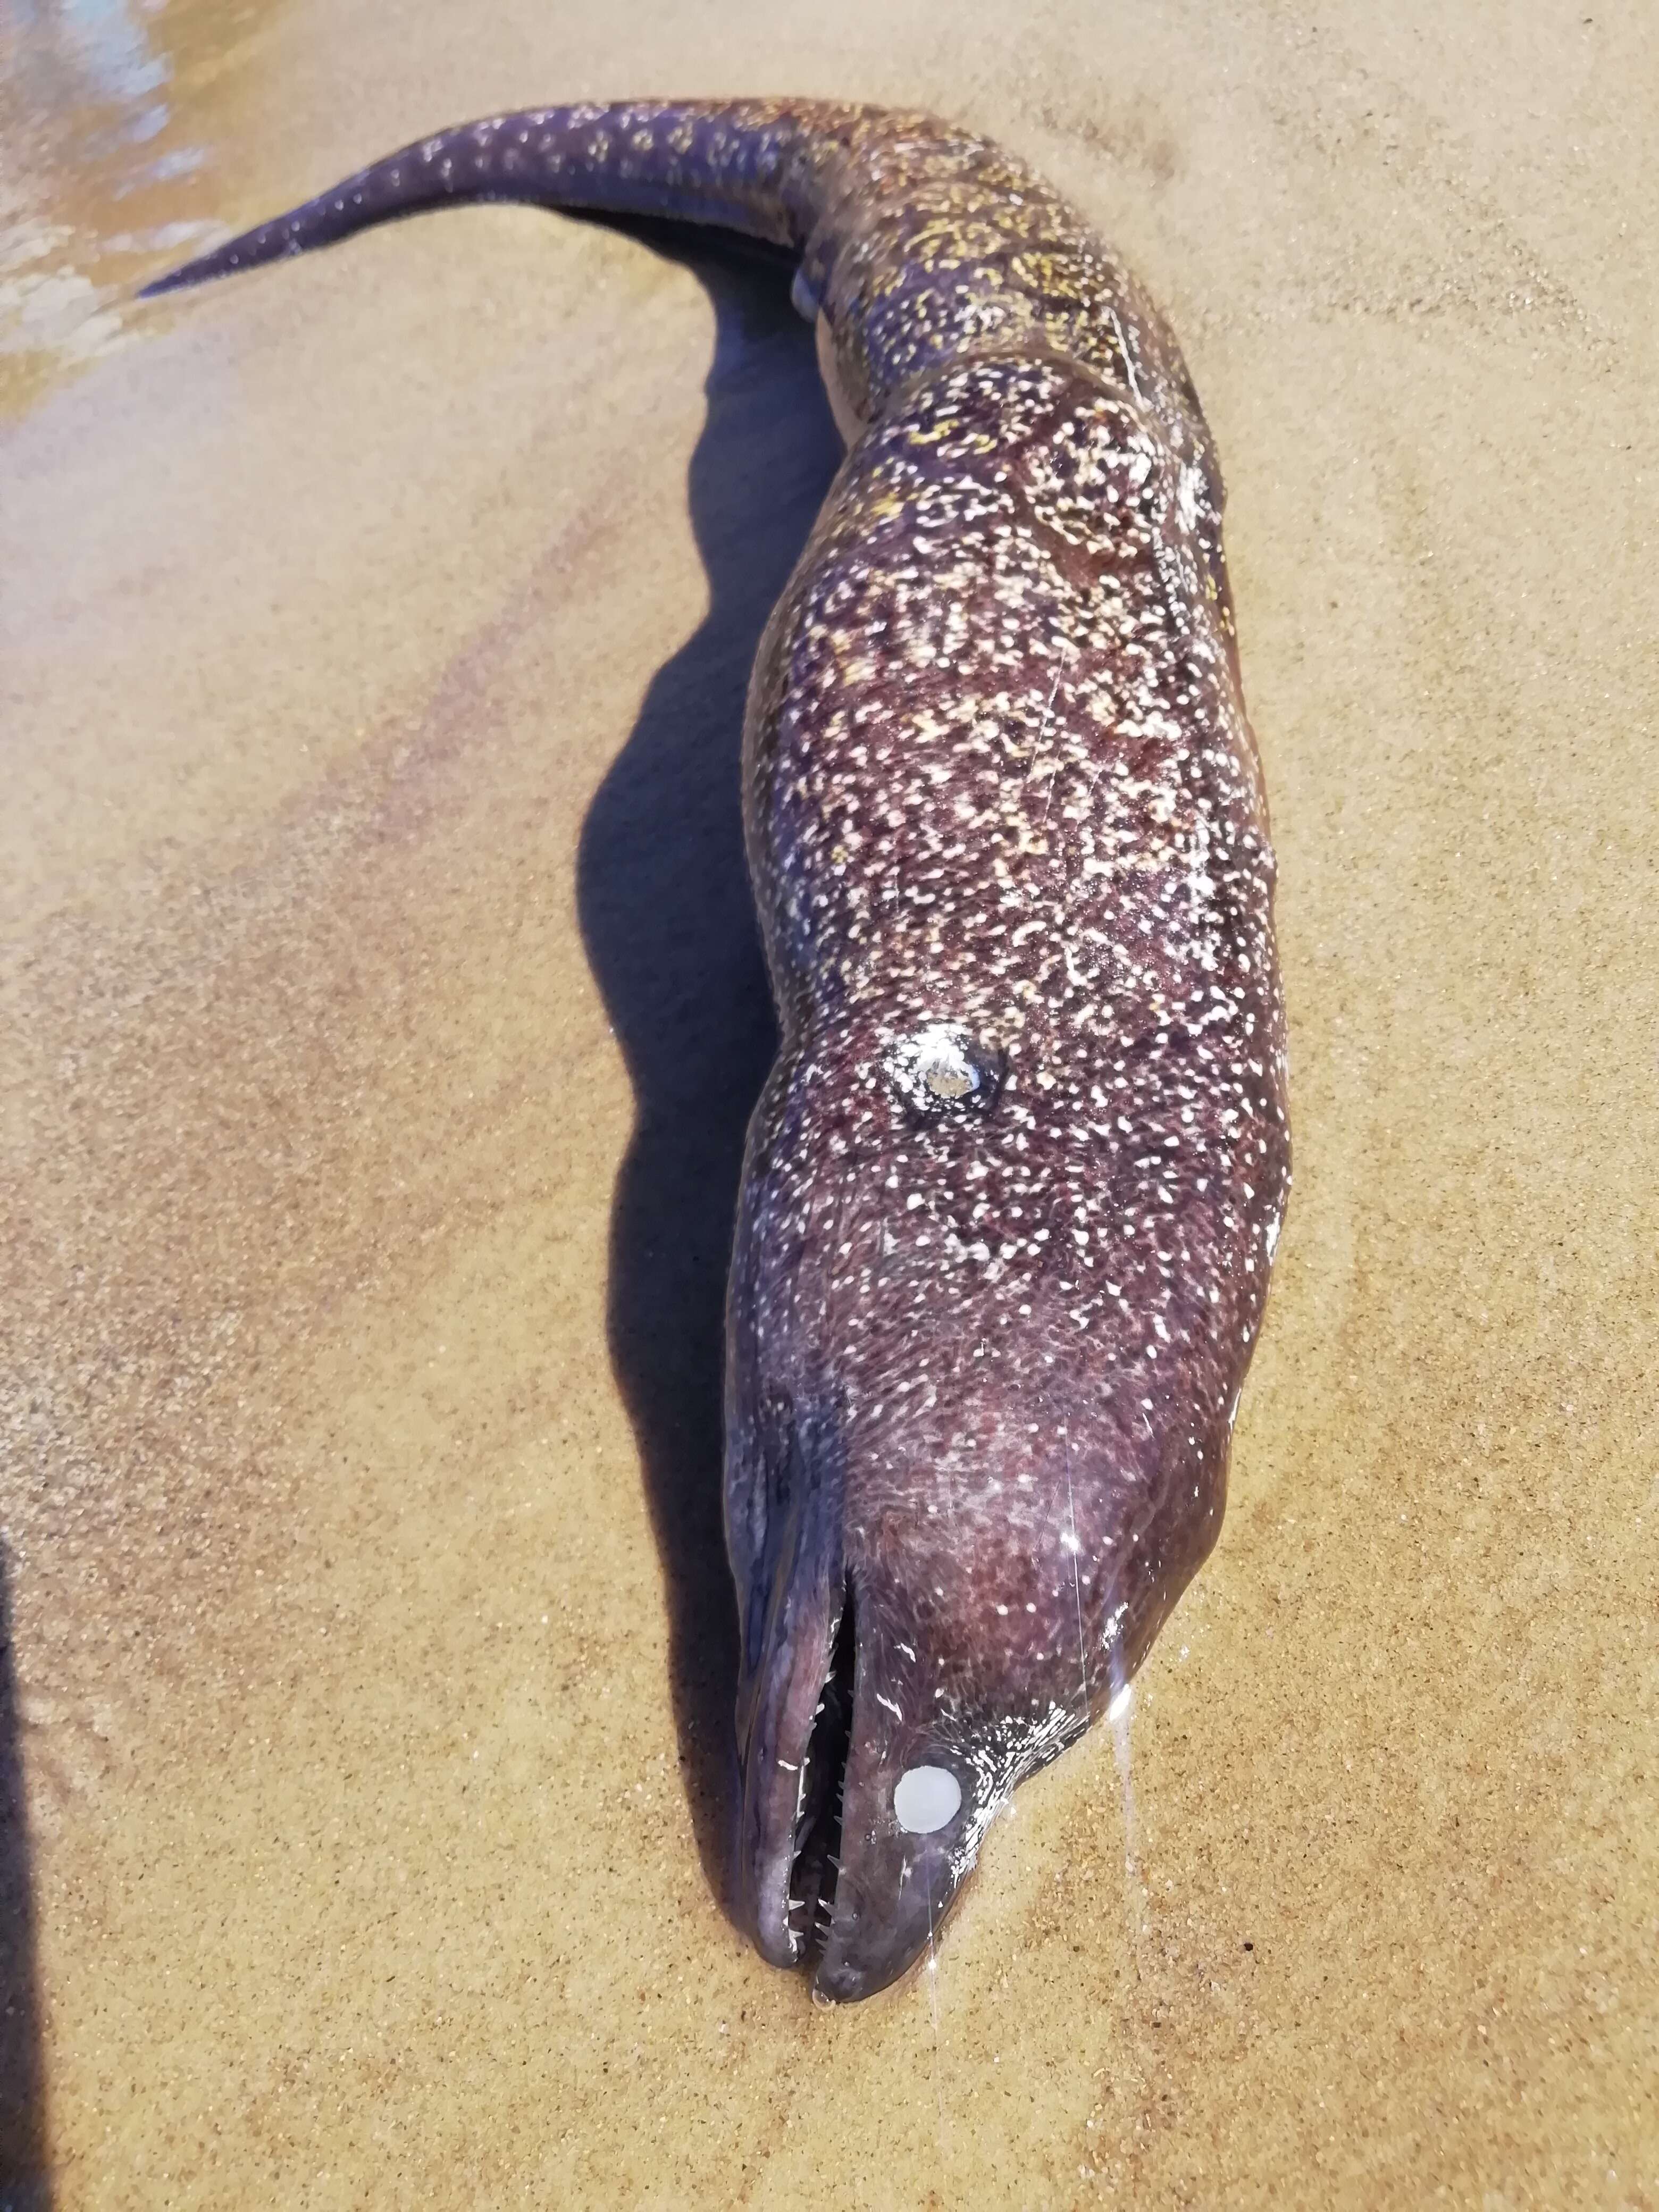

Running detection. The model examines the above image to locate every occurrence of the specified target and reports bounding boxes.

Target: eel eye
[883,1022,1005,1122]
[893,1764,963,1834]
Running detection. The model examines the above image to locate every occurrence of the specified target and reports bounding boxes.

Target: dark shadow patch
[574,224,842,1920]
[0,1542,51,2208]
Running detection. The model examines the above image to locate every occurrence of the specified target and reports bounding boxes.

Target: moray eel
[143,100,1291,2002]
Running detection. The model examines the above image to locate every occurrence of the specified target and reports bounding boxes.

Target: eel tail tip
[137,262,211,300]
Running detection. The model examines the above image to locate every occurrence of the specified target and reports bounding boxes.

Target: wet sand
[4,1,1656,2203]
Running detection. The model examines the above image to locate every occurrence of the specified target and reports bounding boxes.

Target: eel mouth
[784,1580,856,1970]
[739,1550,972,1999]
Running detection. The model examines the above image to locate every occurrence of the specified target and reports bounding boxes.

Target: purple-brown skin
[143,100,1291,2001]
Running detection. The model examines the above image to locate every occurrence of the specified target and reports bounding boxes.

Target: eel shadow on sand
[0,1541,49,2209]
[574,228,842,1923]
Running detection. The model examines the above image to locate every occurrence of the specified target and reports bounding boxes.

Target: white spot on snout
[894,1765,963,1835]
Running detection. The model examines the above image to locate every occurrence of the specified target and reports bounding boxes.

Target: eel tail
[137,98,892,299]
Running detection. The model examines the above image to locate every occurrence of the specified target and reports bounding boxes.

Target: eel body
[144,100,1291,2001]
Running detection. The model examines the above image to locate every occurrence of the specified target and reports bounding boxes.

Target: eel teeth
[784,1580,857,1967]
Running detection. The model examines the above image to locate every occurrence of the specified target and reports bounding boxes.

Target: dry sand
[3,1,1656,2203]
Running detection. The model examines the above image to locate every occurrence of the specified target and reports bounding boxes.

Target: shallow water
[4,1,1657,2203]
[0,0,281,414]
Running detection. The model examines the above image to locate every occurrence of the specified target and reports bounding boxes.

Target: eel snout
[736,1534,988,2001]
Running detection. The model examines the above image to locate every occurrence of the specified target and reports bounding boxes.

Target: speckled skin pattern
[144,99,1290,2002]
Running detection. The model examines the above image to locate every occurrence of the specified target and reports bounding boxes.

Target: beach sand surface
[3,1,1656,2203]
